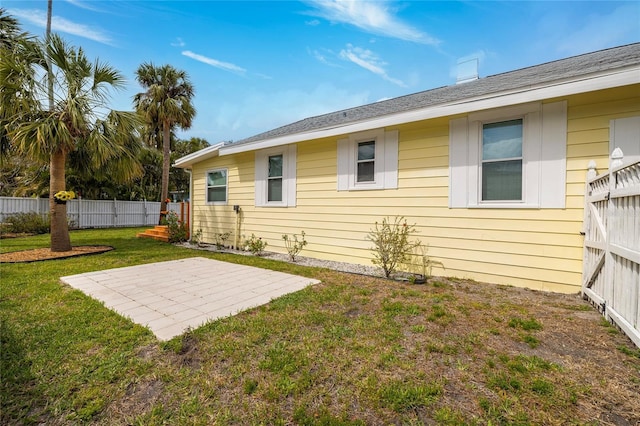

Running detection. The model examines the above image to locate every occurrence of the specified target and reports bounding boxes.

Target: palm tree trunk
[159,119,171,224]
[50,149,71,252]
[46,0,53,110]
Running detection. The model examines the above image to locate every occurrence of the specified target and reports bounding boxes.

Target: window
[481,119,523,201]
[206,169,227,204]
[357,141,376,182]
[268,154,283,202]
[255,145,297,207]
[449,101,567,208]
[337,129,398,191]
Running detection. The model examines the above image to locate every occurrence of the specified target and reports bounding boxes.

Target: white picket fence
[0,197,183,229]
[582,149,640,348]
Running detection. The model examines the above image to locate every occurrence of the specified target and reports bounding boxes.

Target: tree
[0,9,40,160]
[134,63,195,220]
[171,137,209,199]
[0,30,142,251]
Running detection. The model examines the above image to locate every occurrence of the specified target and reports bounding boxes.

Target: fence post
[113,198,117,228]
[78,196,82,229]
[582,160,597,298]
[604,149,624,316]
[582,161,597,235]
[611,147,624,169]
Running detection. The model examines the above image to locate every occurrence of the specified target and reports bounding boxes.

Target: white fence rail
[0,197,182,229]
[582,150,640,348]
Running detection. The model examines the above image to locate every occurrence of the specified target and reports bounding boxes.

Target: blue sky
[6,0,640,144]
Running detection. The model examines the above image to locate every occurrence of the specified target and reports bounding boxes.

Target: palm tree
[134,63,195,220]
[0,32,142,251]
[0,9,40,160]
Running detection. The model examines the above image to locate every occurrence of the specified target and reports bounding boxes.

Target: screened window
[336,129,398,191]
[267,154,283,202]
[357,141,375,182]
[206,169,227,203]
[255,145,296,207]
[481,119,523,201]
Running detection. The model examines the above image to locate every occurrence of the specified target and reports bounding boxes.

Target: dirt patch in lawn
[105,274,640,425]
[0,245,113,263]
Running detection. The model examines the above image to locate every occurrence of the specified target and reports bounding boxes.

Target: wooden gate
[582,150,640,348]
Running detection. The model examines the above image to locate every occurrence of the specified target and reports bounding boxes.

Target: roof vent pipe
[456,57,479,84]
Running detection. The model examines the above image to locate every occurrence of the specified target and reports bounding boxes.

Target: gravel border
[176,242,385,277]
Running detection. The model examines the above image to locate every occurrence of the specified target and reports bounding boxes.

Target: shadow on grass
[0,320,46,425]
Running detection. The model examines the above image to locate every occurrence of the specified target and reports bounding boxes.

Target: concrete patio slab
[61,257,320,341]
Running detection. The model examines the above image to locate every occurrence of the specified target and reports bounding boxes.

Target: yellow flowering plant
[53,190,76,202]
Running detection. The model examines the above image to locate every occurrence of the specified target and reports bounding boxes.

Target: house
[175,43,640,294]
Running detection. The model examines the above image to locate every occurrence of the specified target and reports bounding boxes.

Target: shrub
[367,216,421,278]
[215,231,231,249]
[244,234,267,256]
[164,211,188,243]
[1,212,50,234]
[282,230,307,262]
[191,228,204,246]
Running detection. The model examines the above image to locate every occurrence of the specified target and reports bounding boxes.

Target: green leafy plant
[164,211,188,243]
[215,232,231,249]
[1,212,50,235]
[282,231,307,262]
[244,234,268,256]
[191,228,204,247]
[367,216,421,279]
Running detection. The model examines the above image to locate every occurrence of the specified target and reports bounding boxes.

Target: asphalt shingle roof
[233,43,640,146]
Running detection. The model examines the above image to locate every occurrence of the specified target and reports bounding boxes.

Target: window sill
[256,203,291,208]
[465,203,541,209]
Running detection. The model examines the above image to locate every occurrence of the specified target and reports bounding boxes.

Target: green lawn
[1,228,639,425]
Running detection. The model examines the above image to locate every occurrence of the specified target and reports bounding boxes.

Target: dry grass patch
[1,229,639,425]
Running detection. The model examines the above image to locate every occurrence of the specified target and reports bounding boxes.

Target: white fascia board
[173,142,225,169]
[219,67,640,156]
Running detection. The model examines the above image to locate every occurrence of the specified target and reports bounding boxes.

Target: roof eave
[219,66,640,156]
[173,142,225,169]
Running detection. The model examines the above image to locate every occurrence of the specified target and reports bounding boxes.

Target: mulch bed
[0,246,113,263]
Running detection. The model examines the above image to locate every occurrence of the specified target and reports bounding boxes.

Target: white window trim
[479,119,524,203]
[337,129,398,191]
[449,101,567,209]
[205,168,228,205]
[255,145,297,207]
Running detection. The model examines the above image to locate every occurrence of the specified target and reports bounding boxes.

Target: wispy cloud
[555,3,640,55]
[340,44,406,87]
[181,51,246,74]
[255,73,273,80]
[303,0,439,45]
[65,0,106,13]
[171,37,186,47]
[8,8,112,44]
[308,47,340,67]
[305,19,321,26]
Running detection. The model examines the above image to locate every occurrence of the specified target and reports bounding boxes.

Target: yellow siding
[189,85,640,293]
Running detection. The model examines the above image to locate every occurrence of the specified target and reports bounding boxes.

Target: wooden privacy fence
[582,149,640,348]
[0,197,183,229]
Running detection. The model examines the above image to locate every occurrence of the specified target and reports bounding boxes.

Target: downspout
[233,204,241,249]
[186,169,194,242]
